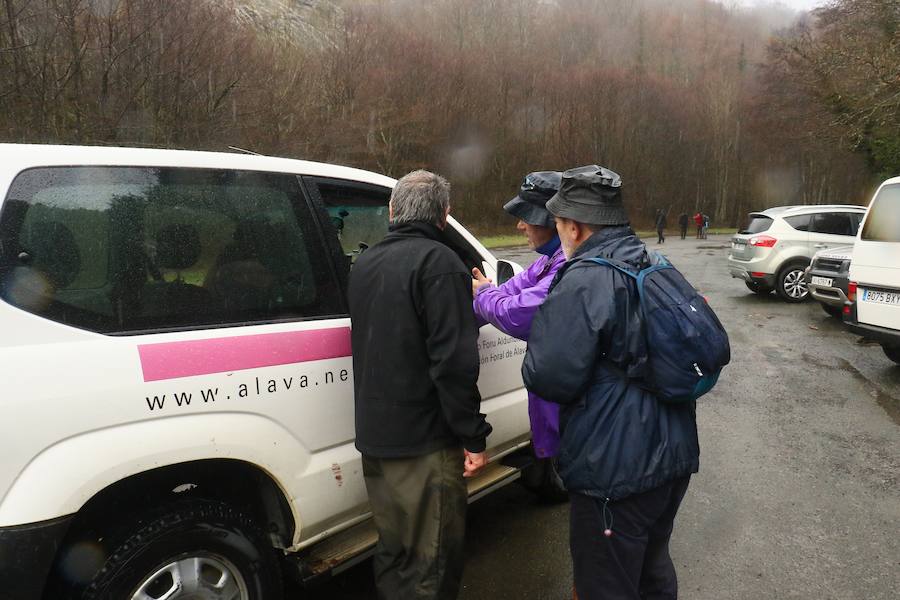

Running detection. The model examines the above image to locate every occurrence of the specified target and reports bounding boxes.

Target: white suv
[728,205,866,302]
[845,176,900,364]
[0,145,534,599]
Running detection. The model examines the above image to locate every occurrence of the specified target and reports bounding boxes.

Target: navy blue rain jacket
[522,226,699,500]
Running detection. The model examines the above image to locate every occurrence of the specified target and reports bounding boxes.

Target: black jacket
[349,221,492,458]
[522,227,699,500]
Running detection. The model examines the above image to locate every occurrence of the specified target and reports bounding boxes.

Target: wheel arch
[43,461,292,599]
[59,458,296,549]
[776,257,812,301]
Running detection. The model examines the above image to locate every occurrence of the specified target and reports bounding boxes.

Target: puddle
[802,352,900,426]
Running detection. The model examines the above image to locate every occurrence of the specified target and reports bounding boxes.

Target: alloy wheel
[783,268,808,300]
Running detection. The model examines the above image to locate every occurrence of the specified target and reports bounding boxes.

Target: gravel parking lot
[306,235,900,600]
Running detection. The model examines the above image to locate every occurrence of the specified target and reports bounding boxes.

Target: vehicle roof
[753,204,866,217]
[0,144,397,188]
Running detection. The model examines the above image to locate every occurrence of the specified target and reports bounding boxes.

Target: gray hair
[390,170,451,227]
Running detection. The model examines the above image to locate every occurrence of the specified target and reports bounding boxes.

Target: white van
[845,175,900,364]
[0,144,537,599]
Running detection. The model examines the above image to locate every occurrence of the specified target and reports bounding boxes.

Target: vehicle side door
[810,212,858,253]
[0,166,364,544]
[303,177,531,459]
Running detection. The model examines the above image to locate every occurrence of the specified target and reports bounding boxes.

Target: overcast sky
[739,0,828,11]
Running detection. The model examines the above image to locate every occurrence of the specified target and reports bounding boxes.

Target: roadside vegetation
[0,0,896,231]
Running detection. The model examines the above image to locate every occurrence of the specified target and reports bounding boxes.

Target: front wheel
[76,500,283,600]
[882,345,900,365]
[776,262,810,303]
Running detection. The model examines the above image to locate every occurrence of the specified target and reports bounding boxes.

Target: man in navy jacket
[523,165,699,600]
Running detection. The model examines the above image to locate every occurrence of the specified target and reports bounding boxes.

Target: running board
[289,462,521,583]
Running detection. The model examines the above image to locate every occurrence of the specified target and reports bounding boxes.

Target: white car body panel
[0,145,530,550]
[851,177,900,329]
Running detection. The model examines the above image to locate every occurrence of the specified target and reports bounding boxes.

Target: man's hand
[463,450,487,478]
[471,267,493,296]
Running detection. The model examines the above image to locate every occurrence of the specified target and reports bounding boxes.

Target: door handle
[814,243,827,248]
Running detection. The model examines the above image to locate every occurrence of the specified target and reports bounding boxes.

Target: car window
[309,177,486,276]
[810,212,854,236]
[0,167,344,334]
[783,214,810,231]
[312,179,391,269]
[740,214,773,234]
[861,184,900,242]
[849,212,862,236]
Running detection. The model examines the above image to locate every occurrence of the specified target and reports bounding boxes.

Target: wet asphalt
[302,235,900,600]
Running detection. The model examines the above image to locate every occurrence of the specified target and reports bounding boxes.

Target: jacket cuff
[464,438,487,453]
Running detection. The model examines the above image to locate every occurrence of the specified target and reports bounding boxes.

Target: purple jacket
[474,240,566,457]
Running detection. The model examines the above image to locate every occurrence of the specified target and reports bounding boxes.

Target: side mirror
[496,259,520,285]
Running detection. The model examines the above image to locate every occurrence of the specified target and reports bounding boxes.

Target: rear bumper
[845,321,900,348]
[729,264,775,287]
[0,515,73,600]
[728,250,775,284]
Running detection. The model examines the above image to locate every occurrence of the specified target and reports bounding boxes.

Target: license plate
[811,276,833,287]
[861,289,900,305]
[732,241,745,249]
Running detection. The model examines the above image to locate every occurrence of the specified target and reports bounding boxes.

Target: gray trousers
[362,446,467,600]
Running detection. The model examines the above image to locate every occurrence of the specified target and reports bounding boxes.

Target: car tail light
[843,305,851,315]
[749,235,777,247]
[750,272,767,278]
[848,281,857,302]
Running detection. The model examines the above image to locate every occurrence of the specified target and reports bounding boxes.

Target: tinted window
[861,184,900,242]
[0,167,343,334]
[314,180,391,269]
[740,215,772,234]
[811,212,854,236]
[783,214,810,231]
[312,178,485,275]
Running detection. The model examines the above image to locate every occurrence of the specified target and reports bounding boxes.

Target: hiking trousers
[362,446,467,600]
[570,476,691,600]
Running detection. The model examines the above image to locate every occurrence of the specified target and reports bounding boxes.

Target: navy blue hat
[503,171,561,228]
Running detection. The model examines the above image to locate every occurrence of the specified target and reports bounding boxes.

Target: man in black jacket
[523,165,699,600]
[349,169,492,600]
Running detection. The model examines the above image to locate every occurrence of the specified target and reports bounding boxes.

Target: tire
[521,457,569,503]
[821,302,843,318]
[745,280,773,295]
[775,261,810,302]
[69,500,282,600]
[882,345,900,365]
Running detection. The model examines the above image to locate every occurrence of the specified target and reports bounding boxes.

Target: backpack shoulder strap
[585,257,638,279]
[586,253,675,303]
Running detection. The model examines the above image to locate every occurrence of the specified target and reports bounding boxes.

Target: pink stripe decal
[138,327,352,382]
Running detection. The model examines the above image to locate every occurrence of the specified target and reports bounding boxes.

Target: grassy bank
[479,228,736,249]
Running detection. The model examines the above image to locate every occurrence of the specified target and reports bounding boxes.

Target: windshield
[860,184,900,242]
[739,215,773,235]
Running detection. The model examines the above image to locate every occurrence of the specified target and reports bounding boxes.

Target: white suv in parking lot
[845,176,900,364]
[728,204,866,302]
[0,144,534,599]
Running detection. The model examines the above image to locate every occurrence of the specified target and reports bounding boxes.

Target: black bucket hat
[502,171,561,228]
[546,165,627,226]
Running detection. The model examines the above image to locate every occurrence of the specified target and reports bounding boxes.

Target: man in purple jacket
[472,171,567,461]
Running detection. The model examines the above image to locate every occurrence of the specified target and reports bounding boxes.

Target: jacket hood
[571,226,649,268]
